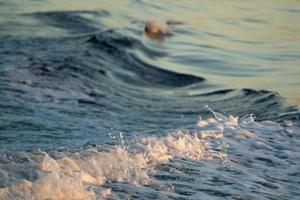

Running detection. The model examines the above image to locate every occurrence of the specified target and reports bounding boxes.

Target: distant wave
[0,25,299,152]
[26,10,110,34]
[87,30,205,88]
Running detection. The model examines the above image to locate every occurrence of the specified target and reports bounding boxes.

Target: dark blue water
[0,0,300,199]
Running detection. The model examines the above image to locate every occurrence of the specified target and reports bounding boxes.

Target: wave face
[0,29,298,152]
[0,0,300,199]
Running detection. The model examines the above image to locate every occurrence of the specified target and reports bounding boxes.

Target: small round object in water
[144,19,170,38]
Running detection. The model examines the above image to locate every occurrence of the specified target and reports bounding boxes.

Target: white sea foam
[1,111,292,200]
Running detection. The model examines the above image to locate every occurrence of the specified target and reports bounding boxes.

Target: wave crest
[1,114,229,199]
[1,109,297,199]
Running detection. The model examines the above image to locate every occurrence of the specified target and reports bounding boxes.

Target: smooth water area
[0,0,300,199]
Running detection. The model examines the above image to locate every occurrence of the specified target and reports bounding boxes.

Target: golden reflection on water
[2,0,299,105]
[150,0,300,106]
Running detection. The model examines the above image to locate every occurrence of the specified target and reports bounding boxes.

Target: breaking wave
[1,110,298,199]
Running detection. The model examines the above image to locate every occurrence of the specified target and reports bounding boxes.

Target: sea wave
[1,110,298,199]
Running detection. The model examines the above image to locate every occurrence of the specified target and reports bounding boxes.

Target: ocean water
[0,0,300,199]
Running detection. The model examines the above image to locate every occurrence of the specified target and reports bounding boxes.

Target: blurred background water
[0,0,300,199]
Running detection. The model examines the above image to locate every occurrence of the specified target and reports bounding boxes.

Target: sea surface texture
[0,0,300,199]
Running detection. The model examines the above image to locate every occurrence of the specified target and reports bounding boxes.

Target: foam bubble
[3,111,287,199]
[1,131,224,199]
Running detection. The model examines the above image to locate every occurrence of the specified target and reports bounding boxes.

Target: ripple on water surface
[0,0,300,199]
